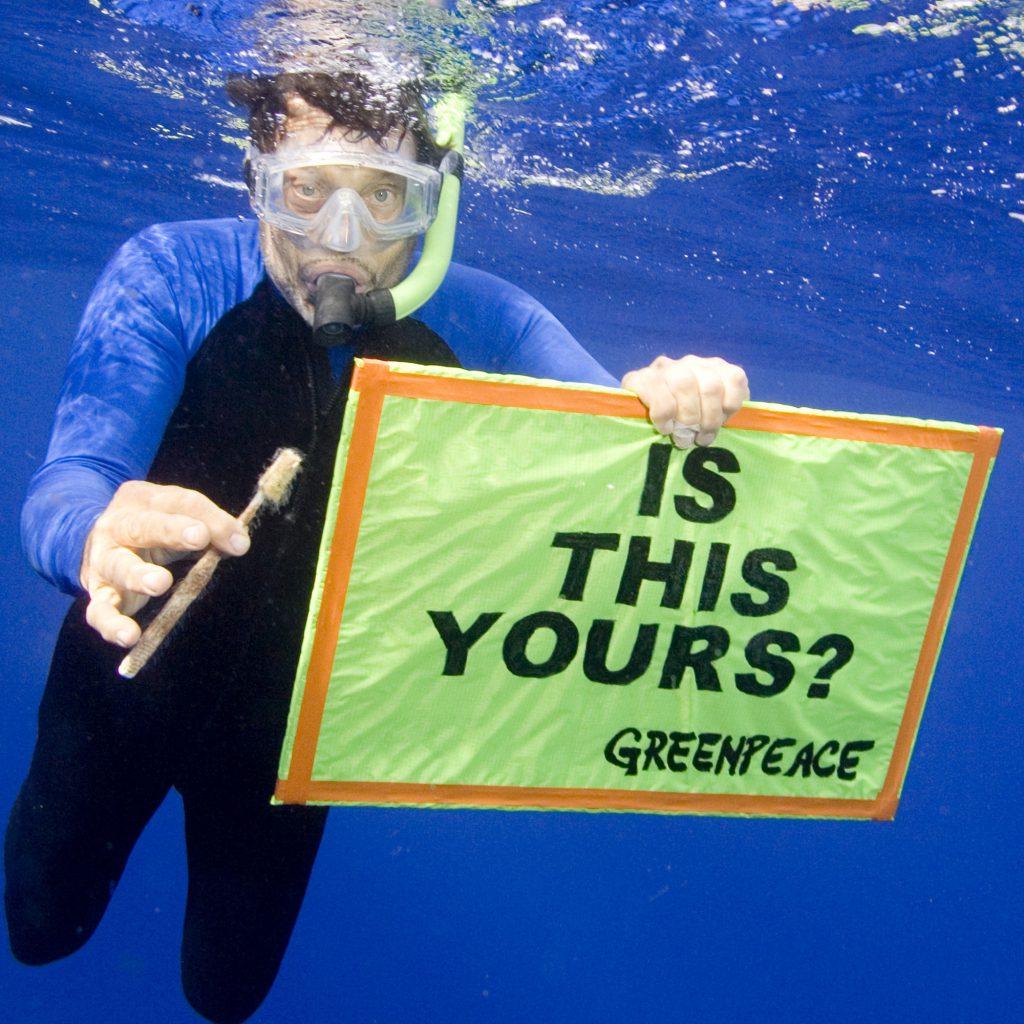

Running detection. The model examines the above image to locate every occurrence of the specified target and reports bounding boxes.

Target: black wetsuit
[4,280,459,1024]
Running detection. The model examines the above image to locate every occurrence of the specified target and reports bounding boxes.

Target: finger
[621,364,680,435]
[718,360,750,417]
[105,508,248,558]
[147,487,251,556]
[661,357,707,431]
[91,544,174,600]
[680,361,729,445]
[691,361,749,445]
[646,359,704,448]
[85,587,142,648]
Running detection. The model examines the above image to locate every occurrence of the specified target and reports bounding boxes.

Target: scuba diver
[5,70,748,1023]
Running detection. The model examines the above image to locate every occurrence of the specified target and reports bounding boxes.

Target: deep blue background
[2,2,1021,1021]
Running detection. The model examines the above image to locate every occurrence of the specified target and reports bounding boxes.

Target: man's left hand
[622,354,749,448]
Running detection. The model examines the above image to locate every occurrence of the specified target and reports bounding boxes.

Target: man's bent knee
[4,794,112,966]
[5,884,99,966]
[182,969,275,1024]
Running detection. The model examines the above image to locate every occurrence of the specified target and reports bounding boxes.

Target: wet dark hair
[225,71,442,164]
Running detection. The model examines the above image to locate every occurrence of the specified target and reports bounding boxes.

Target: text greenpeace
[426,443,871,782]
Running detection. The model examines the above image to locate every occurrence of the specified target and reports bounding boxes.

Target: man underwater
[5,71,748,1023]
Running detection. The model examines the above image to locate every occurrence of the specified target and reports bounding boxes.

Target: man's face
[258,96,419,325]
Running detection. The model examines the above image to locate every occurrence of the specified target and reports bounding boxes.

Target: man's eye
[290,180,321,199]
[372,187,394,204]
[283,176,328,216]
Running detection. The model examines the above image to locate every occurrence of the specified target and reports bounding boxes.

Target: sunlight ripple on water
[79,1,1024,207]
[4,0,1020,400]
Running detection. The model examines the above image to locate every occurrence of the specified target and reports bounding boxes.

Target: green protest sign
[275,360,1000,819]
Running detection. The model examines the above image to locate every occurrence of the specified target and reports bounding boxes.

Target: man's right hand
[80,481,251,648]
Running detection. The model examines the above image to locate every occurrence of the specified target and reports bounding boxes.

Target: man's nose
[308,191,363,253]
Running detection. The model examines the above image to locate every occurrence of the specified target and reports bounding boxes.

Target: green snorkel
[313,90,470,346]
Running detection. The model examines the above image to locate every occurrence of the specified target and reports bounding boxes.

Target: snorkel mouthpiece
[312,273,397,347]
[313,273,357,346]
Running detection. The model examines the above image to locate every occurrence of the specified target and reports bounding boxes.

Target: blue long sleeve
[418,263,616,385]
[23,218,615,594]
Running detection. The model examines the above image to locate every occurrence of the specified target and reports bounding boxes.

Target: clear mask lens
[249,145,441,251]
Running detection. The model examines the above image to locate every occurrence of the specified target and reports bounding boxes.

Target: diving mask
[248,143,443,252]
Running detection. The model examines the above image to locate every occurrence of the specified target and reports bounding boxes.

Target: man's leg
[178,789,327,1024]
[4,606,173,963]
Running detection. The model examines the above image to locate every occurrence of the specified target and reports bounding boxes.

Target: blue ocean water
[1,1,1021,1021]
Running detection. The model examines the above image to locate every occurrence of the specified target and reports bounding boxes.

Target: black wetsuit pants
[5,604,328,1024]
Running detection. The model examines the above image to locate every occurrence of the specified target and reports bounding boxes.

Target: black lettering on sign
[583,619,658,685]
[604,727,643,776]
[806,634,856,698]
[638,442,672,517]
[637,443,741,522]
[730,548,797,617]
[784,742,817,778]
[642,730,669,771]
[602,730,874,780]
[658,625,730,691]
[692,733,723,772]
[697,542,731,612]
[738,735,771,774]
[735,630,800,698]
[781,740,845,778]
[502,612,579,678]
[667,732,695,771]
[837,740,875,781]
[551,532,621,601]
[615,536,694,608]
[761,738,797,775]
[812,740,839,777]
[427,611,503,675]
[675,447,740,523]
[715,735,746,775]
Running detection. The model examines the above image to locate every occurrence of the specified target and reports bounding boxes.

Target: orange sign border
[276,361,1001,820]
